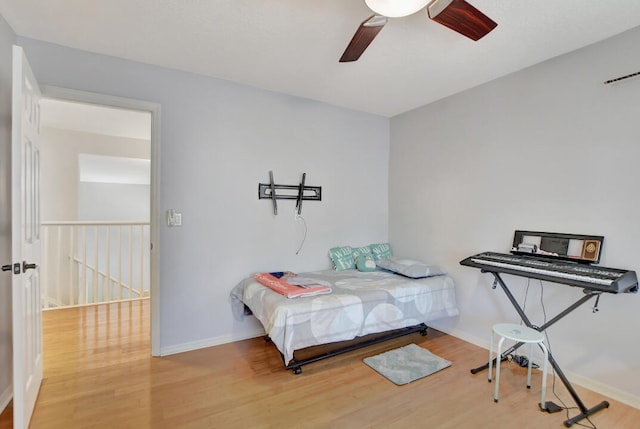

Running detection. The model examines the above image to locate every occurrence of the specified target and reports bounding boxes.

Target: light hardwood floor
[1,299,638,428]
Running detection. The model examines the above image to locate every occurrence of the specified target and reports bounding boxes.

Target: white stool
[489,323,549,409]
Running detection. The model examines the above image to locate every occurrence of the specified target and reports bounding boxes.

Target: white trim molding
[0,384,12,415]
[159,330,266,357]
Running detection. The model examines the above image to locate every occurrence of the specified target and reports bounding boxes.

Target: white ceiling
[2,0,640,117]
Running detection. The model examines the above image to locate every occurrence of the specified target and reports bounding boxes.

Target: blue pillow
[356,253,377,272]
[370,243,392,261]
[329,246,355,270]
[352,245,373,258]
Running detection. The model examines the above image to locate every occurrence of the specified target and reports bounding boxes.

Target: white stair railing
[41,221,150,308]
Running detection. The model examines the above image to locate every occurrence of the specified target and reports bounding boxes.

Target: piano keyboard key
[470,257,614,286]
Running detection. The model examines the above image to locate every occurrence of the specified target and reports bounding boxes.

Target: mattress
[231,269,459,364]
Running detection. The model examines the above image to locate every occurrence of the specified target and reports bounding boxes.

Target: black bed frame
[266,323,429,374]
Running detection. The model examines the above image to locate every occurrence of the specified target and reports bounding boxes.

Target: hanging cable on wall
[295,212,308,255]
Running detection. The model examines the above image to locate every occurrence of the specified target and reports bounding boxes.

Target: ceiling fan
[339,0,497,62]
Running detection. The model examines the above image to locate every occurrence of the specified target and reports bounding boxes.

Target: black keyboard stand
[470,271,609,427]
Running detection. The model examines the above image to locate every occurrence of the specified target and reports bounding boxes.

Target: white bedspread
[231,269,459,364]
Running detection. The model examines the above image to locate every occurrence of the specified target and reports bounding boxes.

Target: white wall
[17,37,390,353]
[390,26,640,404]
[0,14,15,413]
[78,182,150,221]
[40,127,150,221]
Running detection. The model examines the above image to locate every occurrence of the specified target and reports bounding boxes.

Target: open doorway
[39,99,151,307]
[39,87,160,356]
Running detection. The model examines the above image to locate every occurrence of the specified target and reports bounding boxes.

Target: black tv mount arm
[258,171,321,216]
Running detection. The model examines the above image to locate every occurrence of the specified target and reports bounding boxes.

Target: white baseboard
[440,326,491,350]
[438,327,640,410]
[159,329,265,357]
[0,384,12,414]
[565,371,640,410]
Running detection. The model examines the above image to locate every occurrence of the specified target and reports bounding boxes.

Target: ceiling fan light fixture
[364,0,430,18]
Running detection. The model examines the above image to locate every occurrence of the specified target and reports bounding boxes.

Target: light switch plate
[167,209,182,227]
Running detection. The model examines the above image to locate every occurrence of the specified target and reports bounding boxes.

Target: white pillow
[376,257,446,279]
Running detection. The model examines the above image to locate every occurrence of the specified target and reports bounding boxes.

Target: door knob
[2,263,21,274]
[22,261,37,271]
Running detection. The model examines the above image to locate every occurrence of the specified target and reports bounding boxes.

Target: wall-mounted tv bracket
[258,171,321,216]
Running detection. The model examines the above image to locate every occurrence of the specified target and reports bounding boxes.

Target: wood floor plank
[0,299,638,428]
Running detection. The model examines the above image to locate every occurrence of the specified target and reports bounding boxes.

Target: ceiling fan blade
[339,15,388,63]
[427,0,497,41]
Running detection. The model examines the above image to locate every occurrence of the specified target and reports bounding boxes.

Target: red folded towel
[253,272,332,298]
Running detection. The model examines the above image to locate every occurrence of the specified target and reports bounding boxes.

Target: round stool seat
[489,322,549,410]
[493,323,544,343]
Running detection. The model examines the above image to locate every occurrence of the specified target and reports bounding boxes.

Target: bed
[230,267,459,373]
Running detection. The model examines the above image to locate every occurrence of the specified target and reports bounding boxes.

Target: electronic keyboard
[460,252,638,294]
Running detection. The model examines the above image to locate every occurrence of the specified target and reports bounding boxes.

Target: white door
[11,45,43,429]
